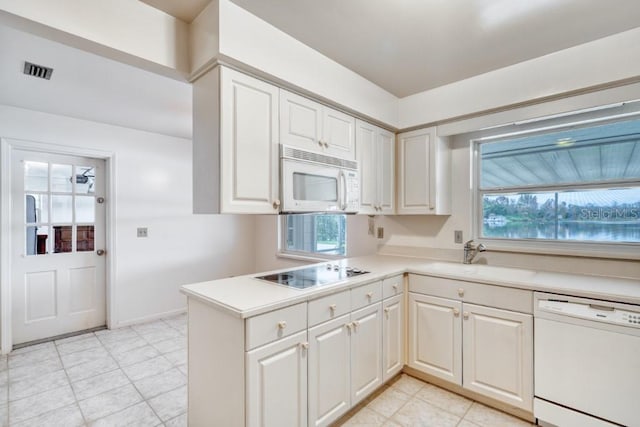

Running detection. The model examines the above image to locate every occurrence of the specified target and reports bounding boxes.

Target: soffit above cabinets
[138,0,211,23]
[228,0,640,97]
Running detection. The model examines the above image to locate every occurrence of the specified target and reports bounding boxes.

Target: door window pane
[77,225,95,252]
[75,166,95,194]
[51,195,73,223]
[75,196,95,223]
[53,226,73,253]
[51,164,73,193]
[26,225,49,256]
[26,194,48,224]
[24,161,48,192]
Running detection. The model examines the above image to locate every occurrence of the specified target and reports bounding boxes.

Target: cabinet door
[308,314,351,427]
[397,128,431,214]
[323,107,355,160]
[377,128,395,214]
[462,303,533,411]
[382,295,404,382]
[220,67,279,213]
[246,331,308,427]
[350,303,383,405]
[408,293,462,384]
[280,90,323,152]
[355,120,377,214]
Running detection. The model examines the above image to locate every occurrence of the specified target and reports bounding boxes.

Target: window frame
[471,108,640,260]
[278,214,347,261]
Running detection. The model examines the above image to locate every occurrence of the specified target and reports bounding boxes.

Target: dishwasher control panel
[538,299,640,328]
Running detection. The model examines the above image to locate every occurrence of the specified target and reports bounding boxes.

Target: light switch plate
[377,227,384,239]
[454,230,463,243]
[137,227,148,238]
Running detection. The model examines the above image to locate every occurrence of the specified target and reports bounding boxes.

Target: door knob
[96,249,105,256]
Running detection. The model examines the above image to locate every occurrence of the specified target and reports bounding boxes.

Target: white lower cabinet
[246,330,308,427]
[308,303,383,427]
[382,294,404,382]
[408,284,533,411]
[408,293,462,384]
[308,314,351,427]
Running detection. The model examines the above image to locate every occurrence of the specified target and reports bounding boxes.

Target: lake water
[482,221,640,242]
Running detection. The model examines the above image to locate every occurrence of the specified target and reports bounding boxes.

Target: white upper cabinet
[356,120,395,214]
[281,90,355,159]
[397,127,451,215]
[193,66,280,214]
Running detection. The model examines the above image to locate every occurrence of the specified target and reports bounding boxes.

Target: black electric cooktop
[255,264,369,289]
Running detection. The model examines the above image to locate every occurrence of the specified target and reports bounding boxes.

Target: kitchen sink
[425,262,537,282]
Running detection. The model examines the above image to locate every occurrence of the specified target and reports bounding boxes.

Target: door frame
[0,137,117,354]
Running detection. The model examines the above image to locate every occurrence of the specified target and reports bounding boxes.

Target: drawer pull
[300,342,309,350]
[463,312,469,320]
[392,284,398,291]
[329,304,337,314]
[277,321,287,329]
[453,308,460,317]
[458,288,465,297]
[366,292,373,299]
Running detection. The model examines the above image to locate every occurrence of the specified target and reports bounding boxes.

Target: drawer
[382,275,403,299]
[245,302,307,350]
[351,281,383,311]
[308,290,351,327]
[409,274,533,314]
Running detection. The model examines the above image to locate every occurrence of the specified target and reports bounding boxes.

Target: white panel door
[11,150,106,345]
[308,314,351,427]
[463,303,533,411]
[280,89,322,152]
[220,67,279,214]
[382,295,404,382]
[350,303,382,405]
[408,293,462,384]
[246,330,308,427]
[397,129,433,214]
[377,128,395,214]
[323,107,355,159]
[355,120,377,214]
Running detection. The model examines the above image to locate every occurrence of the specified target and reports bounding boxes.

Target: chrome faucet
[463,239,486,264]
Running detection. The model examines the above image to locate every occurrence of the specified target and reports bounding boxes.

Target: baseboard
[115,307,187,328]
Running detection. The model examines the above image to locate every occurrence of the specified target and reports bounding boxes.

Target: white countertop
[180,254,640,318]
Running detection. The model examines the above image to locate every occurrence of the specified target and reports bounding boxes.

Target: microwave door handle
[340,170,347,210]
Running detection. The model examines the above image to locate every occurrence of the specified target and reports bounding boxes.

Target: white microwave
[280,145,360,213]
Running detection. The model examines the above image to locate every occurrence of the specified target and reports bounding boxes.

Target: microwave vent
[282,146,358,170]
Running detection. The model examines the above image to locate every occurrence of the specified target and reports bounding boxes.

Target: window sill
[277,251,345,263]
[478,238,640,261]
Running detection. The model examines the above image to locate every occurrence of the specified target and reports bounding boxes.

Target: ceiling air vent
[23,61,53,80]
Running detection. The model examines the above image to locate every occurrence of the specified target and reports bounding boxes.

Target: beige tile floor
[339,374,536,427]
[0,313,188,426]
[0,316,534,427]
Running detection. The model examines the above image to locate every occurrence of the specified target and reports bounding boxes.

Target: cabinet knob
[273,199,281,210]
[366,292,373,299]
[457,288,465,297]
[300,342,309,350]
[329,304,337,314]
[323,142,329,148]
[384,307,390,314]
[346,322,353,331]
[453,308,460,317]
[277,321,287,329]
[463,312,469,320]
[318,140,323,147]
[353,320,360,329]
[392,284,398,291]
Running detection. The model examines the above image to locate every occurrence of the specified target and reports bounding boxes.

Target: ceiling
[144,0,640,97]
[0,25,192,139]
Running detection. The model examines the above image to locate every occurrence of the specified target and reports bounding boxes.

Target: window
[281,214,347,257]
[476,117,640,244]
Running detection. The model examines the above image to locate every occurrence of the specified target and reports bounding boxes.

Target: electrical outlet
[454,230,463,243]
[377,227,384,239]
[137,227,148,238]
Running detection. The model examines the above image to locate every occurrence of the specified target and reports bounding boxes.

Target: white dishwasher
[534,292,640,427]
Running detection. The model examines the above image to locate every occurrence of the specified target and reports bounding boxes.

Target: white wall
[399,27,640,129]
[254,215,381,272]
[0,105,256,327]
